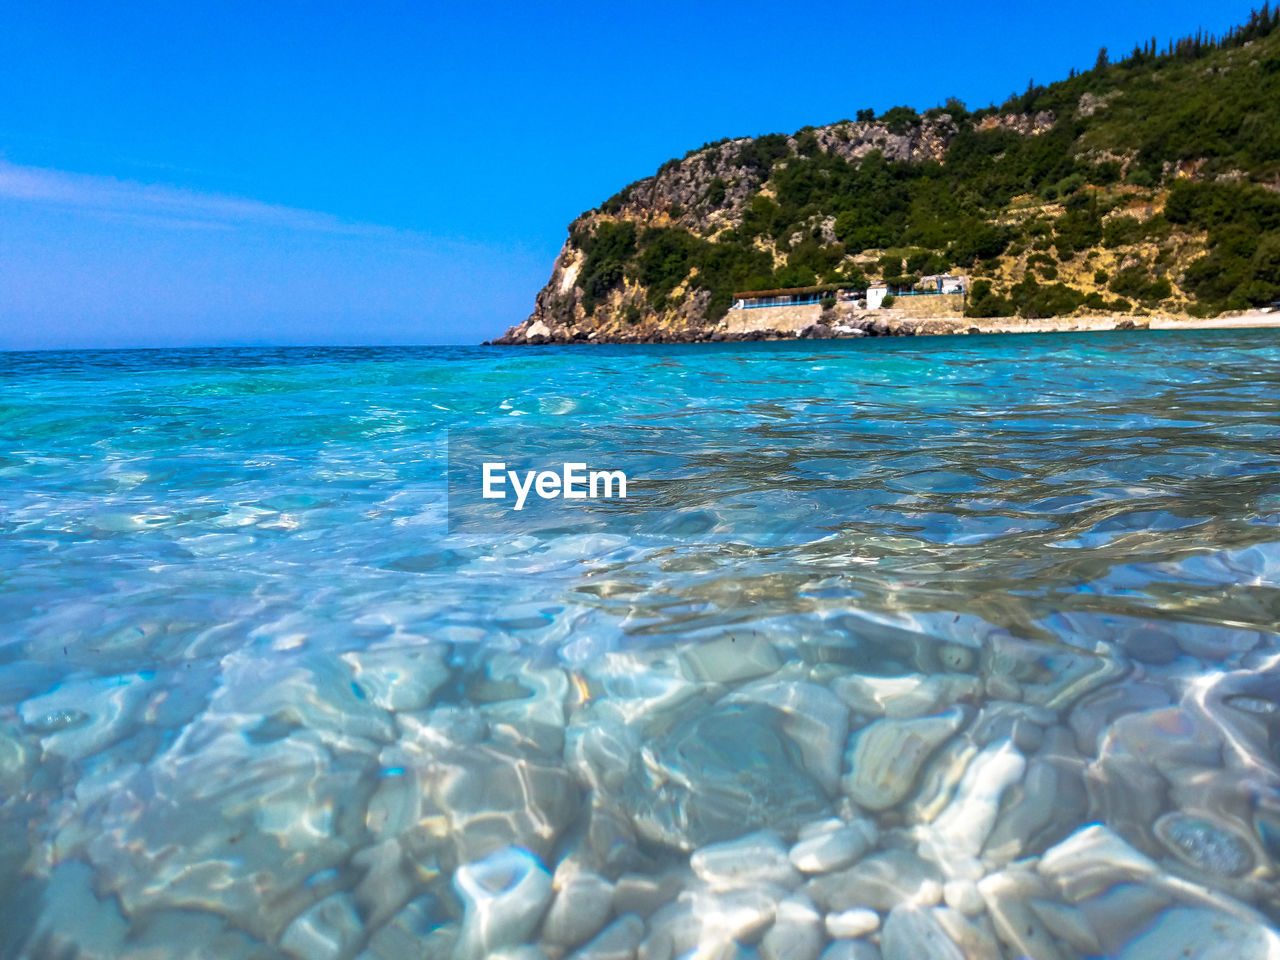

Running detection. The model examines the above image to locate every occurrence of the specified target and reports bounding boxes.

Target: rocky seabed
[8,619,1280,960]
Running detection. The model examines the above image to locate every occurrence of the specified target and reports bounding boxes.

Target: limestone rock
[725,681,849,795]
[759,892,824,960]
[880,904,965,960]
[452,846,553,960]
[691,831,800,890]
[569,914,646,960]
[825,908,880,938]
[1116,906,1280,959]
[806,850,942,913]
[679,634,781,684]
[342,645,449,712]
[788,822,873,874]
[819,942,882,960]
[280,893,363,960]
[622,701,828,851]
[542,869,615,947]
[842,708,966,810]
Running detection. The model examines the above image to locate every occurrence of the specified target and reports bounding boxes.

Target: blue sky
[0,0,1252,348]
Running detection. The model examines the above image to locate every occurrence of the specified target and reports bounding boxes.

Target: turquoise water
[3,331,1280,958]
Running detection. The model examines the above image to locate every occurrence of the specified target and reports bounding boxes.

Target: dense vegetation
[567,6,1280,323]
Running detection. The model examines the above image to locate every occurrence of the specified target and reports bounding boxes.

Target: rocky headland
[491,16,1280,345]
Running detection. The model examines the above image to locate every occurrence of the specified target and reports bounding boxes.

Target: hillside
[493,8,1280,344]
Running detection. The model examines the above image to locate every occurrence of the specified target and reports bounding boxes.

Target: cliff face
[492,15,1280,344]
[495,117,966,345]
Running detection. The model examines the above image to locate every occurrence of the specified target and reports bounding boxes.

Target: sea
[2,330,1280,959]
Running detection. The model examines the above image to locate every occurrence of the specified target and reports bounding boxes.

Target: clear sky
[0,0,1253,349]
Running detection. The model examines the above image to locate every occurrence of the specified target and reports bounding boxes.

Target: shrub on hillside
[947,224,1010,266]
[1010,277,1086,317]
[575,220,637,315]
[1109,265,1171,301]
[965,279,1017,317]
[878,255,903,276]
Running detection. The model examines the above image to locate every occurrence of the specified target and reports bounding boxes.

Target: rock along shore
[484,309,1280,346]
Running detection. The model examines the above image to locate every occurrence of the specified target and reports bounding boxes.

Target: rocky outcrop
[1076,92,1114,118]
[814,115,960,166]
[489,299,965,346]
[590,115,963,237]
[975,111,1057,135]
[489,112,1047,346]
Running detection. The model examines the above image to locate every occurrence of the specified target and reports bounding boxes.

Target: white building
[866,284,889,309]
[922,274,967,294]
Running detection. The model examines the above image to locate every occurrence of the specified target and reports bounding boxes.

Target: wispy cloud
[0,159,388,235]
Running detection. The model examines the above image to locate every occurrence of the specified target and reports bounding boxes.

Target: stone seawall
[722,303,825,335]
[720,294,963,336]
[721,302,909,336]
[888,293,964,318]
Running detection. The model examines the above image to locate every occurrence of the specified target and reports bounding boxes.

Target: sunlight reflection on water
[2,332,1280,957]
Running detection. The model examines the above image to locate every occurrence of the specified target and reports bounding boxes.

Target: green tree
[943,96,969,121]
[965,279,1016,317]
[879,105,920,133]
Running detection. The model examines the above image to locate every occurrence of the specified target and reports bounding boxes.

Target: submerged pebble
[622,702,828,851]
[541,869,614,946]
[20,673,157,763]
[568,914,645,960]
[679,634,780,684]
[936,644,976,673]
[1154,812,1254,877]
[820,942,882,960]
[726,680,850,794]
[880,904,965,960]
[24,708,90,733]
[759,892,824,960]
[1116,906,1280,959]
[691,831,800,890]
[842,708,965,810]
[342,645,449,712]
[789,821,873,874]
[453,846,553,960]
[1224,694,1279,716]
[806,850,942,913]
[279,892,362,960]
[830,673,980,720]
[825,907,880,938]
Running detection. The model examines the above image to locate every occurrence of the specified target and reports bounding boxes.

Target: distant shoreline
[953,310,1280,336]
[485,309,1280,345]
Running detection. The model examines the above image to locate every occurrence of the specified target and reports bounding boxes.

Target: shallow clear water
[3,331,1280,958]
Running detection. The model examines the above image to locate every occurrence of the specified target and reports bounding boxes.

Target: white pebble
[789,825,870,874]
[760,893,824,960]
[453,847,553,960]
[542,870,614,946]
[826,908,880,938]
[691,831,799,890]
[942,880,984,916]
